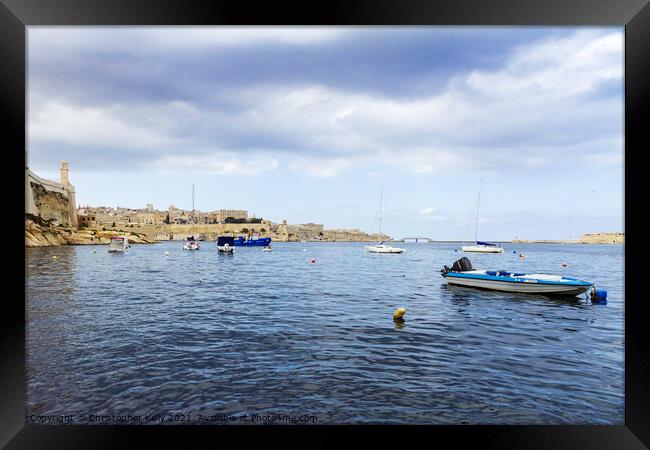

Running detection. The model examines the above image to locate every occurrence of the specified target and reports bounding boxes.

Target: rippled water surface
[26,242,624,424]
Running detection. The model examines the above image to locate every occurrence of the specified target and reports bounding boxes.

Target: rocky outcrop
[25,215,157,247]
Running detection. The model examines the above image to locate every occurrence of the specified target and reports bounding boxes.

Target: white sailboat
[365,183,404,254]
[462,179,504,253]
[183,183,200,251]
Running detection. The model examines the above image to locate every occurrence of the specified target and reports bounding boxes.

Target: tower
[60,160,69,185]
[59,160,77,228]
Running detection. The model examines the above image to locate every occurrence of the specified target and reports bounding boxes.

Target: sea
[25,241,624,425]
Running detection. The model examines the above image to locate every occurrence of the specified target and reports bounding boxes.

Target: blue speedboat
[233,235,272,247]
[441,257,593,296]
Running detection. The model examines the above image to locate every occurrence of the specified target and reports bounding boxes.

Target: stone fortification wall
[99,223,381,242]
[25,163,77,228]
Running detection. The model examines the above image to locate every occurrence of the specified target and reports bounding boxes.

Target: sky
[27,26,624,240]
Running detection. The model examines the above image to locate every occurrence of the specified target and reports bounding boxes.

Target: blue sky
[27,27,624,240]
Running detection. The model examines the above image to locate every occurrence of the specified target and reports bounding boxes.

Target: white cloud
[152,153,279,175]
[418,207,447,222]
[289,158,353,177]
[29,102,180,150]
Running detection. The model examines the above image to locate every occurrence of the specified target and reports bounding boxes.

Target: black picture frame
[2,0,648,447]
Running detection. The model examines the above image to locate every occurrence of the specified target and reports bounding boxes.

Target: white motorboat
[108,236,129,253]
[462,179,504,253]
[365,182,404,254]
[441,257,593,296]
[183,237,200,251]
[216,236,235,253]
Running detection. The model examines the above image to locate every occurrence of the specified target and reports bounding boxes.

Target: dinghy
[440,257,593,296]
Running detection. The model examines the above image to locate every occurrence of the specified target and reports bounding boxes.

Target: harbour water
[25,241,624,424]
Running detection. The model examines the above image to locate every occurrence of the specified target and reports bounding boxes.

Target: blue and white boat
[440,257,593,296]
[233,234,272,247]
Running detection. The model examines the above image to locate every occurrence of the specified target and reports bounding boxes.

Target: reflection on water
[26,242,624,424]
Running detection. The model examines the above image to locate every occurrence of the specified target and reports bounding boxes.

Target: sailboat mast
[475,178,483,243]
[192,183,195,232]
[379,182,383,241]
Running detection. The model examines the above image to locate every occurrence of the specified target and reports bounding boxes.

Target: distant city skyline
[28,27,623,240]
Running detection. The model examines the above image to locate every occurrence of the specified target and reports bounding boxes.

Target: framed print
[2,0,649,447]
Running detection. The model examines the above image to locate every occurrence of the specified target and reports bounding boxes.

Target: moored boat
[462,241,505,253]
[216,236,235,253]
[183,236,200,251]
[108,236,129,253]
[233,234,272,247]
[365,242,405,254]
[462,179,504,253]
[365,182,404,254]
[440,257,593,296]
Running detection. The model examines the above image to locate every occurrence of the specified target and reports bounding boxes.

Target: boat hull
[462,245,504,253]
[234,237,272,247]
[365,245,405,253]
[443,273,591,295]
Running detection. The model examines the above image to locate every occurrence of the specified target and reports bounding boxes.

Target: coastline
[26,215,624,247]
[25,215,157,247]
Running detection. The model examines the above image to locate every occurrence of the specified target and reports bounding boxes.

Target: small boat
[216,236,235,253]
[440,257,593,296]
[183,236,200,251]
[462,179,504,253]
[365,182,404,254]
[183,184,200,251]
[108,236,129,253]
[233,234,272,247]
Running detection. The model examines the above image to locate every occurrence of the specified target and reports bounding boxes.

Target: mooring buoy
[393,307,406,322]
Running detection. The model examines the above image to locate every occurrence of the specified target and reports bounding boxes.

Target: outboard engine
[451,256,473,272]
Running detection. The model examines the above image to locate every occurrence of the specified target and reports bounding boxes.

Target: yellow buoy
[393,307,406,321]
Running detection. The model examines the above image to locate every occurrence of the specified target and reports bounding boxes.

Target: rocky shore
[25,215,157,247]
